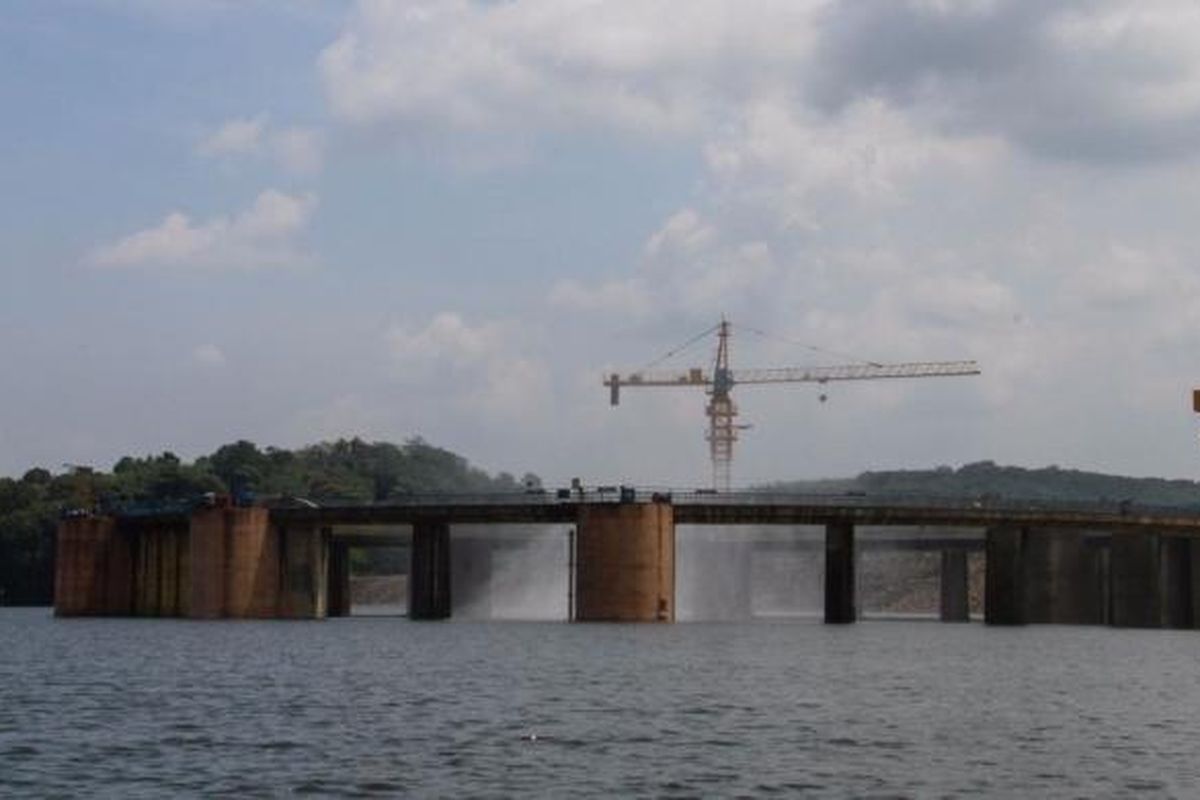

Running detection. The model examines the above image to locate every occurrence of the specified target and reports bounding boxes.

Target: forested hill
[0,438,539,605]
[769,461,1200,508]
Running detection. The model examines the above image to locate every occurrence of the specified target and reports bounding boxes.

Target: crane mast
[707,318,740,491]
[605,318,980,491]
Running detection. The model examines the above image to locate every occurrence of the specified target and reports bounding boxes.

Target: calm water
[3,608,1200,797]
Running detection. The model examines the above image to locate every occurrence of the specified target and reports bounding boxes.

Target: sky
[5,0,1200,487]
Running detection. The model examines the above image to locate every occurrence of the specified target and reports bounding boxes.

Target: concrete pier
[575,502,674,622]
[1110,532,1162,628]
[1160,537,1193,629]
[1022,530,1106,625]
[939,550,970,622]
[279,525,330,619]
[188,506,279,619]
[410,521,451,620]
[133,525,188,617]
[55,516,131,616]
[985,526,1025,625]
[325,537,349,618]
[824,522,856,624]
[1190,543,1200,628]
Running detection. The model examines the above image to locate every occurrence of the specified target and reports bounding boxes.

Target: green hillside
[768,461,1200,508]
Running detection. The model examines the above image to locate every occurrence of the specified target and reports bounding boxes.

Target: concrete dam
[53,491,1200,628]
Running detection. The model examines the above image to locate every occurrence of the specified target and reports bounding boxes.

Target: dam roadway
[252,490,1200,532]
[55,490,1200,629]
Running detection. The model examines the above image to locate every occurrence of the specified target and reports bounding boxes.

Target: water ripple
[3,609,1200,796]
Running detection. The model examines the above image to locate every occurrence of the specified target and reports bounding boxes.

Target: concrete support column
[1111,532,1161,628]
[985,526,1025,625]
[133,526,188,617]
[134,527,161,616]
[188,507,276,619]
[410,521,451,620]
[1022,530,1106,625]
[55,516,132,616]
[1159,537,1192,630]
[575,502,675,622]
[824,521,856,624]
[1189,539,1200,628]
[940,549,970,622]
[158,527,184,617]
[278,524,330,619]
[189,510,225,619]
[326,536,350,618]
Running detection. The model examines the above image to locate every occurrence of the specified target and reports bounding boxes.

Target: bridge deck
[117,491,1200,534]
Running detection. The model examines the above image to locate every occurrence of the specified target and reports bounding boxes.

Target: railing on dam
[108,486,1200,532]
[273,486,1200,513]
[267,488,1200,531]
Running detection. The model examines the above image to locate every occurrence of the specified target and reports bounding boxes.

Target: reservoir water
[3,607,1200,797]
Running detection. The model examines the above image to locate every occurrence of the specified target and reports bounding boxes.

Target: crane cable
[637,322,722,373]
[733,323,883,367]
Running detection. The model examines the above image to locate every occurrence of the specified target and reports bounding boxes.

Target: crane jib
[602,319,981,490]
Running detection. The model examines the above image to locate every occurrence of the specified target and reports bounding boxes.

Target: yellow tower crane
[605,318,981,491]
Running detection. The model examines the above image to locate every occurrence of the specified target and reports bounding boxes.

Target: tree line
[771,460,1200,508]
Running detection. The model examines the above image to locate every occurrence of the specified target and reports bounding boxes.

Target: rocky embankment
[350,575,407,605]
[860,553,986,616]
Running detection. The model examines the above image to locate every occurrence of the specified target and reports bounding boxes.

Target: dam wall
[53,502,1200,629]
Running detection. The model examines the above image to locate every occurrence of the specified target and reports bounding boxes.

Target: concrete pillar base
[277,524,330,619]
[940,550,970,622]
[55,516,132,616]
[824,522,855,624]
[410,521,451,620]
[1160,537,1193,629]
[1022,530,1106,625]
[133,526,188,617]
[985,526,1025,625]
[1111,532,1161,628]
[325,536,350,618]
[188,507,278,619]
[575,503,674,622]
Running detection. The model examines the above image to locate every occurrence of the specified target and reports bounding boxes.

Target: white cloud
[812,1,1200,164]
[88,189,318,270]
[192,344,227,367]
[387,313,552,420]
[272,127,324,175]
[197,115,325,175]
[318,0,1200,166]
[319,0,822,137]
[197,115,267,157]
[644,208,716,258]
[548,277,650,316]
[387,311,503,365]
